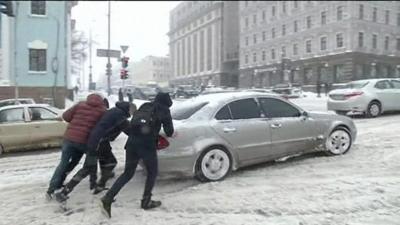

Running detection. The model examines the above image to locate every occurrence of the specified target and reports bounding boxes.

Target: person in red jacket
[46,93,106,200]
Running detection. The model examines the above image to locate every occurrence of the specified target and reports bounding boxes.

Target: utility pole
[106,0,112,96]
[13,2,19,99]
[89,29,93,90]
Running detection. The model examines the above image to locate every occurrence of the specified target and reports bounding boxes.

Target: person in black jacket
[54,101,136,202]
[100,92,174,218]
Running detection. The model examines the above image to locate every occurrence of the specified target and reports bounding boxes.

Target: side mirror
[302,111,309,117]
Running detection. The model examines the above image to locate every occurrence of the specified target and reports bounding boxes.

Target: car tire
[0,144,4,157]
[335,111,348,116]
[195,146,232,182]
[366,101,381,118]
[325,127,352,156]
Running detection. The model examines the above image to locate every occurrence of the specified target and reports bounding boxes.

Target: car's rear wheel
[195,147,232,182]
[366,101,381,118]
[0,144,4,156]
[325,128,352,156]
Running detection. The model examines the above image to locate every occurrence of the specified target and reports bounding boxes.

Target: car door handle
[271,123,282,129]
[223,127,237,133]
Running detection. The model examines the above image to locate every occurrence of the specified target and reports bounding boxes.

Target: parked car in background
[0,104,67,155]
[0,98,36,108]
[327,79,400,117]
[199,87,237,95]
[272,83,302,98]
[174,85,200,99]
[156,91,357,182]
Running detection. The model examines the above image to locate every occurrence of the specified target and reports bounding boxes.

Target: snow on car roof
[0,103,51,111]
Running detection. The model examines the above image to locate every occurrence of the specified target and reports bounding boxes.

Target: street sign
[96,49,121,58]
[120,45,129,54]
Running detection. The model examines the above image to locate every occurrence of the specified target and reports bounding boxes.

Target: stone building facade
[131,55,171,87]
[168,1,239,87]
[239,1,400,88]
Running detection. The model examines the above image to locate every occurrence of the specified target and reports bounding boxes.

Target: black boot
[100,197,113,218]
[54,188,70,203]
[141,195,161,210]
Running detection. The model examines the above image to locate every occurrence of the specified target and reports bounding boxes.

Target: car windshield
[340,81,369,89]
[171,101,209,120]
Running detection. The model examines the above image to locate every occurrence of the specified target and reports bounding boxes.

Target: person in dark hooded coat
[100,92,174,218]
[54,101,136,202]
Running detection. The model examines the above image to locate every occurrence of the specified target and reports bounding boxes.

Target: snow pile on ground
[0,94,399,225]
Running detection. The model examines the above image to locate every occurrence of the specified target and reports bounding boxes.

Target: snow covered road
[0,96,399,225]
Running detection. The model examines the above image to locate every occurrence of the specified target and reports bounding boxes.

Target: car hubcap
[326,130,351,154]
[201,149,230,180]
[369,104,380,116]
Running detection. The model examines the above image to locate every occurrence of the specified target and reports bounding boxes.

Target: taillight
[344,91,363,99]
[157,135,169,150]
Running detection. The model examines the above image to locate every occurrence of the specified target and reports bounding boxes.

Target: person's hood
[86,94,105,107]
[115,101,131,116]
[154,92,173,108]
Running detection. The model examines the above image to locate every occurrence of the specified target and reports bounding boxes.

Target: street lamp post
[106,0,112,96]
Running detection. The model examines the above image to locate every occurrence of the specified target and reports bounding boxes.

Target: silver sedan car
[157,92,357,182]
[327,79,400,117]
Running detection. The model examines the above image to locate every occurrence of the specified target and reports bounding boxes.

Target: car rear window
[340,81,369,89]
[171,101,208,120]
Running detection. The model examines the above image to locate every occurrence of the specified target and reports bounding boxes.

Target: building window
[200,30,205,72]
[253,52,257,63]
[193,34,197,73]
[262,50,266,61]
[294,1,298,9]
[282,24,286,36]
[271,28,276,38]
[281,46,286,57]
[262,31,266,41]
[31,1,46,15]
[373,7,377,22]
[294,20,298,32]
[207,27,212,71]
[306,40,312,53]
[188,37,191,74]
[397,38,400,51]
[337,6,343,21]
[358,32,364,47]
[282,1,287,14]
[336,33,344,48]
[245,54,249,64]
[245,17,249,28]
[245,36,249,46]
[253,14,257,24]
[272,5,276,17]
[182,38,186,75]
[293,43,298,55]
[321,11,327,25]
[372,34,377,49]
[320,36,327,50]
[253,34,257,44]
[262,10,266,21]
[385,10,390,25]
[271,49,276,59]
[29,49,47,71]
[397,13,400,26]
[306,16,312,29]
[359,4,364,20]
[385,36,389,50]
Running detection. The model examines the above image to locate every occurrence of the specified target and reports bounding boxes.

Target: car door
[28,107,66,148]
[211,98,272,163]
[0,107,33,152]
[389,79,400,110]
[374,80,394,110]
[258,97,319,157]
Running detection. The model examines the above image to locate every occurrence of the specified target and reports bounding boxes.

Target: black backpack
[130,102,156,136]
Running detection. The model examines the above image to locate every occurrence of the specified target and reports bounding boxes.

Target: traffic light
[120,69,128,80]
[121,57,129,68]
[0,1,14,17]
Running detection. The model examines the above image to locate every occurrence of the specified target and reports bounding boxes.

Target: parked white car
[0,98,36,108]
[327,79,400,117]
[0,104,66,155]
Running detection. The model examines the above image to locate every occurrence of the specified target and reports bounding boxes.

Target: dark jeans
[48,139,86,193]
[104,139,158,202]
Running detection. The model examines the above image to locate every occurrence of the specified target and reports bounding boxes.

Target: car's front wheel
[195,147,232,182]
[325,128,352,156]
[366,101,381,118]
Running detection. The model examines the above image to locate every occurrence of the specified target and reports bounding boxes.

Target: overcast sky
[71,1,180,86]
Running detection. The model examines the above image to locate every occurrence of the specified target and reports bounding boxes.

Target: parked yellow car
[0,104,67,155]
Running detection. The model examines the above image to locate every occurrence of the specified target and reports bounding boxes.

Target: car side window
[29,107,57,121]
[215,105,232,120]
[0,108,25,123]
[259,98,301,118]
[374,80,391,89]
[390,80,400,89]
[228,98,261,120]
